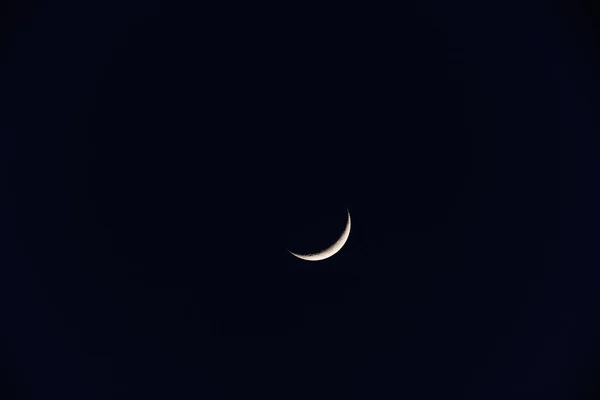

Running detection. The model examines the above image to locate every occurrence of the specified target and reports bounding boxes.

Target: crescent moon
[288,209,351,261]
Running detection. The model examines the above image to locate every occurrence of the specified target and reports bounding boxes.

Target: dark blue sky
[1,1,599,398]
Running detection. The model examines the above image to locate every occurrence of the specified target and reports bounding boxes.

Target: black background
[1,1,600,398]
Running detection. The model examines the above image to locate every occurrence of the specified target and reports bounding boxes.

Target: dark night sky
[1,1,600,398]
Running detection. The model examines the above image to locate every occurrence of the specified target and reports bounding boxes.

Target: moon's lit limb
[288,209,351,261]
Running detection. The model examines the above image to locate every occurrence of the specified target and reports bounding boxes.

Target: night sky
[2,1,600,398]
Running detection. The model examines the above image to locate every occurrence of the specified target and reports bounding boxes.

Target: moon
[288,209,351,261]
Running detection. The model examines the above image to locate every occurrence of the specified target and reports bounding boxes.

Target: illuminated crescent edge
[288,209,351,261]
